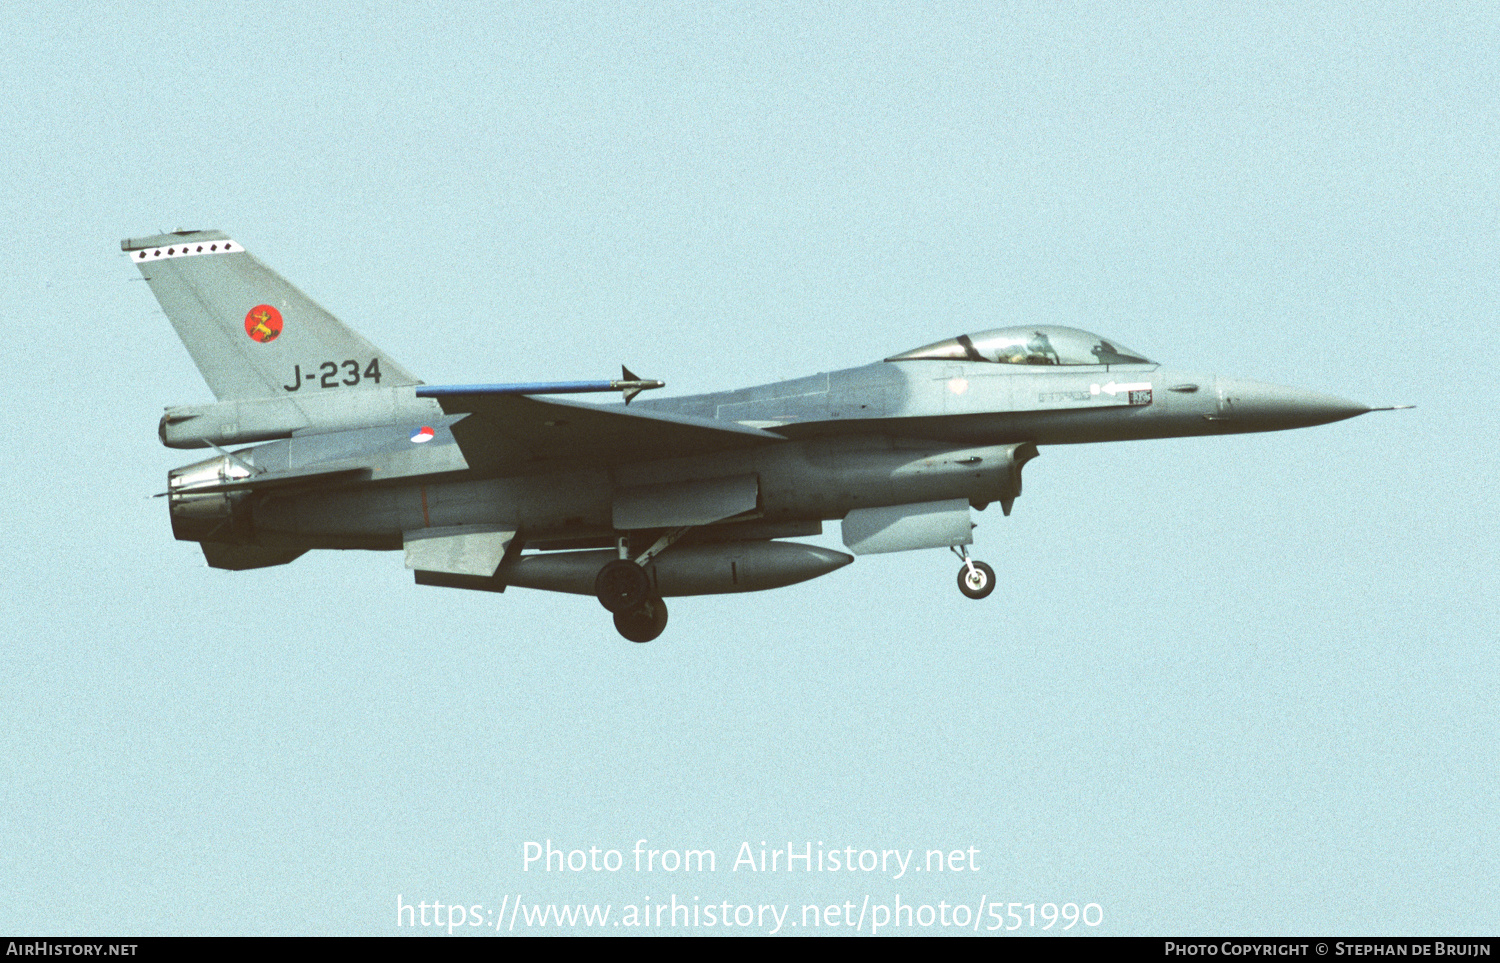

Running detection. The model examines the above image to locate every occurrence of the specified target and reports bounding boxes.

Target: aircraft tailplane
[123,230,420,401]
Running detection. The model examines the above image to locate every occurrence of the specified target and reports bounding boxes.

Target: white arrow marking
[1090,381,1152,397]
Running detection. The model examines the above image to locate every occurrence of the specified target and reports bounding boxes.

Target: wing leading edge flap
[418,390,784,469]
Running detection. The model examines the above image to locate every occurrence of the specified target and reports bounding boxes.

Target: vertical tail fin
[123,230,420,400]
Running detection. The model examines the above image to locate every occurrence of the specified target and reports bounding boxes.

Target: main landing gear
[594,560,669,643]
[595,532,684,642]
[594,559,651,613]
[952,545,996,600]
[613,596,669,643]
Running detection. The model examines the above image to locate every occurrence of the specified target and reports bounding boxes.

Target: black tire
[957,560,996,599]
[595,559,650,613]
[614,597,669,643]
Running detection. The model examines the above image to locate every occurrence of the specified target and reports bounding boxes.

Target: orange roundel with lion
[244,304,283,343]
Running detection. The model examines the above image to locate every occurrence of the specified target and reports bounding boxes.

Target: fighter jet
[127,230,1401,642]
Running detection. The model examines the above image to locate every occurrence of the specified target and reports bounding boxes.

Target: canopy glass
[887,326,1152,366]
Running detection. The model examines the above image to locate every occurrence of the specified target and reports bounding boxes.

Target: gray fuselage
[168,357,1367,556]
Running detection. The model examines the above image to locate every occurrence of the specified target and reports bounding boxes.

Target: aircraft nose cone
[1215,378,1370,429]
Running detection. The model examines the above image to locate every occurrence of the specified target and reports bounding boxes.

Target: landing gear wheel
[957,560,996,599]
[614,597,668,643]
[595,559,650,613]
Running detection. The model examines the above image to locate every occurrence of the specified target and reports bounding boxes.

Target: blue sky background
[2,2,1495,936]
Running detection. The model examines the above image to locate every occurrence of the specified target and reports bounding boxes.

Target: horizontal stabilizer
[405,525,515,577]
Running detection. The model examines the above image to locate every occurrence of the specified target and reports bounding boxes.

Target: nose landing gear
[952,545,995,600]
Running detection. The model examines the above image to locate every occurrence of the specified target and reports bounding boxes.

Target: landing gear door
[841,499,973,556]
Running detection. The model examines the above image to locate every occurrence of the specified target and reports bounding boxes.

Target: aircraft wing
[416,388,786,470]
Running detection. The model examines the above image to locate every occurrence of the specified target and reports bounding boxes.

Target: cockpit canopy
[886,325,1153,367]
